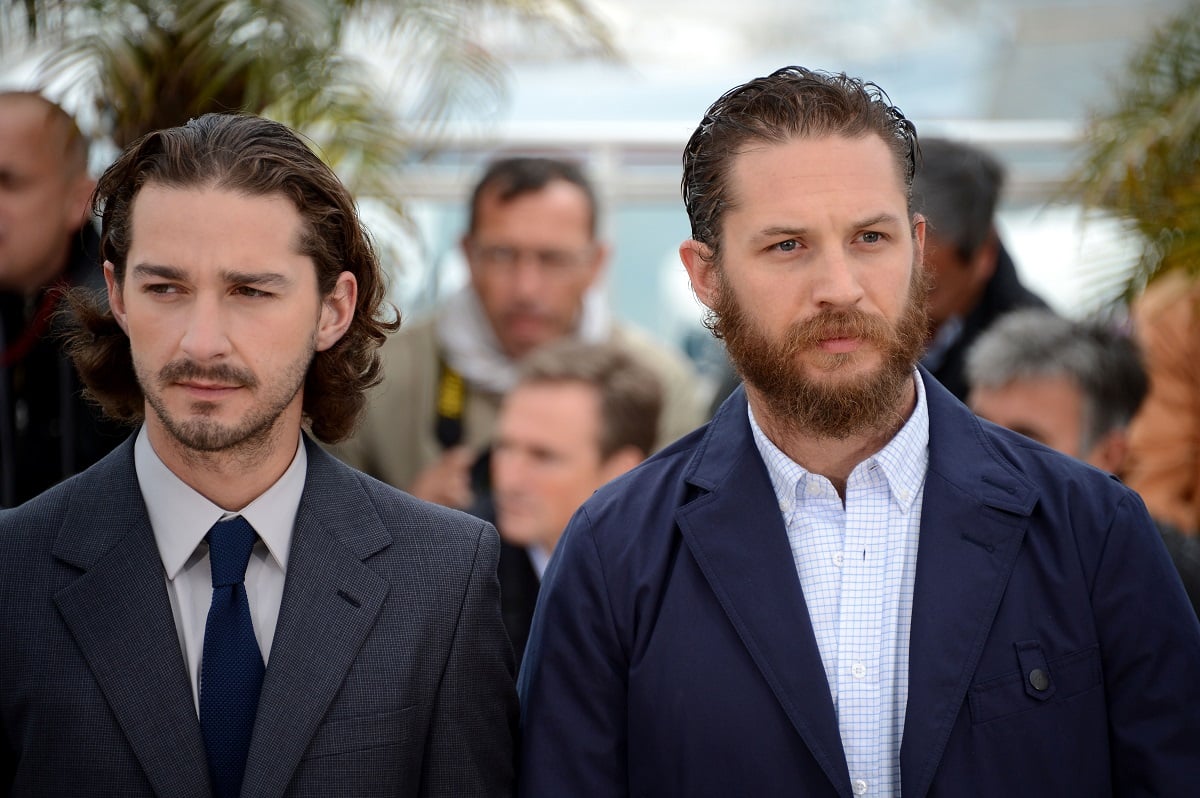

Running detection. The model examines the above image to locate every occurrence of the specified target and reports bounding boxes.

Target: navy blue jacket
[518,370,1200,797]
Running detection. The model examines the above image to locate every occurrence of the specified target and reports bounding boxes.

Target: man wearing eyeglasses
[335,157,704,510]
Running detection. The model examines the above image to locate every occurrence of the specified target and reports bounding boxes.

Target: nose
[811,248,865,308]
[507,256,550,303]
[179,294,232,362]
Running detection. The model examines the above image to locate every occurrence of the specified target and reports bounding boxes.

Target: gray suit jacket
[0,434,518,797]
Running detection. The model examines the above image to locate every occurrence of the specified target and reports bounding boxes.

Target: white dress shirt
[749,371,929,798]
[134,426,306,713]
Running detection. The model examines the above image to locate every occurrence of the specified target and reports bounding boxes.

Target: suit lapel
[241,440,391,798]
[899,373,1037,798]
[675,391,851,796]
[52,440,211,798]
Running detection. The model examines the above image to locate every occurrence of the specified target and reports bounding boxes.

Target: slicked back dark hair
[682,65,919,260]
[467,156,599,237]
[63,112,399,443]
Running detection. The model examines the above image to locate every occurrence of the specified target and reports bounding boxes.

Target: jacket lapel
[675,390,851,796]
[52,440,212,798]
[899,372,1037,798]
[241,440,392,798]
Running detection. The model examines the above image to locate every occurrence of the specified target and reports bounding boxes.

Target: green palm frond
[2,0,613,251]
[1072,1,1200,296]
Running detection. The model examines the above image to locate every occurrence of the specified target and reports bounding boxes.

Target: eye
[860,231,884,244]
[234,286,272,298]
[774,239,799,253]
[144,283,180,295]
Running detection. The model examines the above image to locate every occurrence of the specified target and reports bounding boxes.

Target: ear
[66,173,97,234]
[912,214,930,281]
[316,271,357,352]
[583,241,610,288]
[679,239,718,308]
[599,444,646,482]
[104,261,129,334]
[970,230,1000,282]
[1087,428,1129,476]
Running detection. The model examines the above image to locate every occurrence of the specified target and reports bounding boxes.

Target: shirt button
[779,499,791,513]
[853,778,868,795]
[805,480,821,497]
[832,552,845,567]
[851,661,866,679]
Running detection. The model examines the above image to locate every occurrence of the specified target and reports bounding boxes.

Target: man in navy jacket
[517,66,1200,797]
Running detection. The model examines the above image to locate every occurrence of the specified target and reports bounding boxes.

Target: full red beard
[713,259,930,440]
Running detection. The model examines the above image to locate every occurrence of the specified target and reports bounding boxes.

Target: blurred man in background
[914,137,1051,400]
[334,156,703,510]
[490,339,661,666]
[967,308,1200,616]
[0,91,125,507]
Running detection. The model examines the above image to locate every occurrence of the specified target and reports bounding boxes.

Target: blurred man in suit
[967,308,1200,617]
[0,91,125,506]
[914,137,1050,399]
[0,113,516,797]
[490,340,661,666]
[333,157,703,510]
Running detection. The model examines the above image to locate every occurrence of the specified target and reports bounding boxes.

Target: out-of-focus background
[2,0,1194,373]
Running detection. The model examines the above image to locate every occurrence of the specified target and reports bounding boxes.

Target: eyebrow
[130,263,291,287]
[752,214,905,244]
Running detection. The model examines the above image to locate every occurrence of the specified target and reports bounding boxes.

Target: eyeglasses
[467,243,595,277]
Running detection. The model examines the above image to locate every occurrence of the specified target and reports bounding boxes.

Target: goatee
[712,263,929,439]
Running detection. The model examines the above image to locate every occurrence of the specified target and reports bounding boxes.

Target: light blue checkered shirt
[749,371,929,798]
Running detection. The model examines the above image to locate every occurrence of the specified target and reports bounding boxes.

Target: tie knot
[207,516,258,587]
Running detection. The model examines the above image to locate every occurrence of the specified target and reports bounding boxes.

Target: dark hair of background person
[61,112,400,443]
[681,65,920,263]
[516,339,663,459]
[966,309,1149,454]
[912,137,1004,262]
[466,156,599,237]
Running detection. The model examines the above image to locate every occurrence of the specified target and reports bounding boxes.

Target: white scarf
[435,283,612,395]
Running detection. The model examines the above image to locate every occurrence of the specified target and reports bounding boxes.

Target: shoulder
[610,322,698,382]
[378,312,439,372]
[306,441,496,559]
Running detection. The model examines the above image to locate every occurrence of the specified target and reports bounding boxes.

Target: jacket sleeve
[418,521,519,797]
[1093,492,1200,792]
[517,508,629,797]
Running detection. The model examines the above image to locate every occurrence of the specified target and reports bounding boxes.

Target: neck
[144,410,303,511]
[747,379,916,498]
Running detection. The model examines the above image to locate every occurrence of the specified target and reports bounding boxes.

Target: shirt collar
[135,426,306,580]
[749,369,930,513]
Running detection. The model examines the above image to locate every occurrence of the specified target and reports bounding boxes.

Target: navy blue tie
[200,516,265,798]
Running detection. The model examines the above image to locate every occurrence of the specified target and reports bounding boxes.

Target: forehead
[725,133,908,222]
[473,180,593,233]
[0,97,67,164]
[500,381,602,438]
[126,183,307,265]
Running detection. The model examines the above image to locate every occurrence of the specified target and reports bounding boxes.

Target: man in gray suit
[0,113,517,797]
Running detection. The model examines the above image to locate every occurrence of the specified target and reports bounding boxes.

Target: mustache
[158,359,257,389]
[782,308,893,352]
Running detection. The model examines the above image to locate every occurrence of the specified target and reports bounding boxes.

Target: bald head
[0,92,95,292]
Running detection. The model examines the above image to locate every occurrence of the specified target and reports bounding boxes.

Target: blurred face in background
[0,94,95,293]
[464,180,606,359]
[969,375,1126,473]
[492,380,640,554]
[922,230,995,333]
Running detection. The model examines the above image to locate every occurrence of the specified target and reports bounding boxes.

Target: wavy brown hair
[682,65,920,263]
[63,113,399,443]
